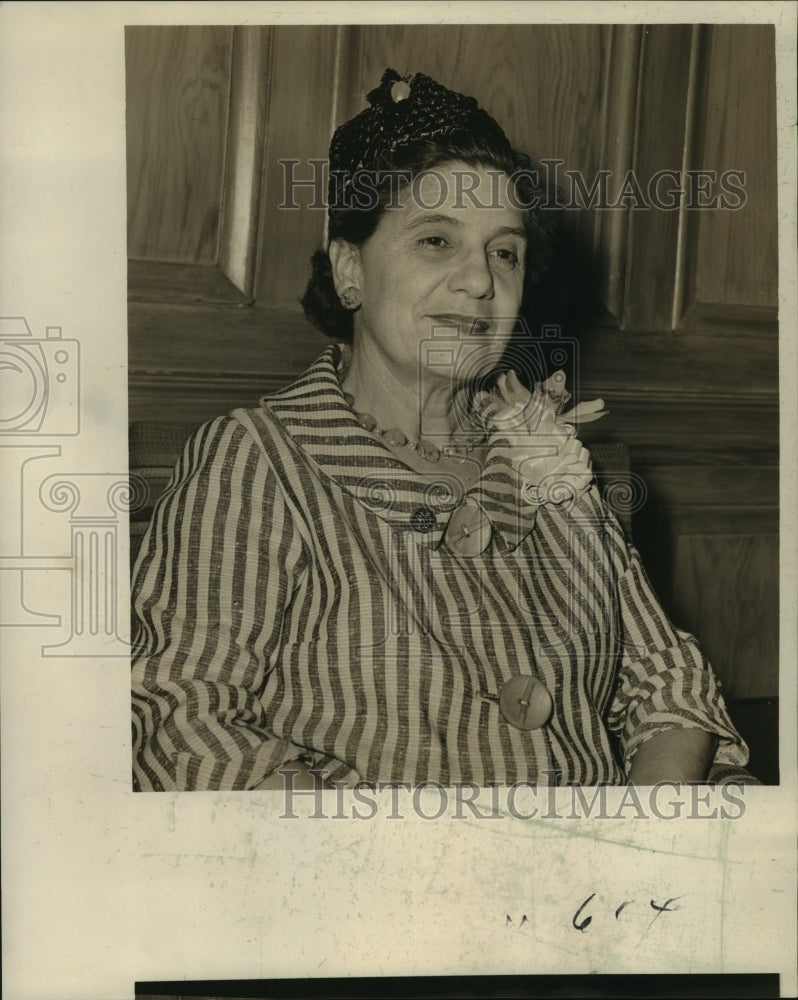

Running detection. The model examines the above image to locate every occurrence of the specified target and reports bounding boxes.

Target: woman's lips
[428,314,492,334]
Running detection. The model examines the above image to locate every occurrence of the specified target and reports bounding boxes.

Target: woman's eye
[489,247,521,269]
[418,235,450,250]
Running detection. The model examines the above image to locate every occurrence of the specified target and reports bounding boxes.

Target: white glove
[475,370,607,508]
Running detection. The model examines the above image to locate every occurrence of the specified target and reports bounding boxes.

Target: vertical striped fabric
[131,346,749,790]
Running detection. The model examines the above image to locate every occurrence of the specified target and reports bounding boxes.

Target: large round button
[444,498,491,555]
[410,506,436,533]
[499,675,553,730]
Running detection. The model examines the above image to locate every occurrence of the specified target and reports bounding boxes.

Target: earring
[340,287,361,310]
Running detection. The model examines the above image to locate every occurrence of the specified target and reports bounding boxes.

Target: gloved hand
[475,370,607,508]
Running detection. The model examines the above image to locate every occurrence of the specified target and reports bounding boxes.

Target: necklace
[336,348,485,465]
[341,390,485,464]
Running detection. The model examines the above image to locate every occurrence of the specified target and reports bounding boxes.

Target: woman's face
[338,162,527,389]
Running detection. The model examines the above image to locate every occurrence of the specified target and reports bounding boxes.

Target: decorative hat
[328,68,513,211]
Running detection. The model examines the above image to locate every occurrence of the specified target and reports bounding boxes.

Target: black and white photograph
[1,4,796,999]
[128,20,778,792]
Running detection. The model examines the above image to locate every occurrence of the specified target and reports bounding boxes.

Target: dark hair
[300,130,558,342]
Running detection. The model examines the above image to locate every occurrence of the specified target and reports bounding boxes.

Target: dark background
[135,972,781,998]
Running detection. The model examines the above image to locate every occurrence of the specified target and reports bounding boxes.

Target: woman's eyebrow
[405,213,463,230]
[490,225,527,240]
[404,216,527,240]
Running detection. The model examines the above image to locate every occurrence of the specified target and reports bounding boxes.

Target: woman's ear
[328,239,362,298]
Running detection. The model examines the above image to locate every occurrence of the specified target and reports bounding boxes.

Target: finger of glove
[560,399,607,423]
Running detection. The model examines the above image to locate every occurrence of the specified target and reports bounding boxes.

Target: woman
[131,69,750,790]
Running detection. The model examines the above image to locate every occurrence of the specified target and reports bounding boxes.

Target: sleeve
[602,513,751,779]
[131,414,308,791]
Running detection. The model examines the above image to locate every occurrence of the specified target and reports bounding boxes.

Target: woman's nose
[448,250,495,298]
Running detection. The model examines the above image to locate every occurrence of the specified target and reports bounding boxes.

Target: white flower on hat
[475,370,607,508]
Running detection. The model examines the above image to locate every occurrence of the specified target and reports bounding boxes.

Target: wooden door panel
[687,25,778,319]
[667,530,779,700]
[126,25,271,303]
[126,26,232,265]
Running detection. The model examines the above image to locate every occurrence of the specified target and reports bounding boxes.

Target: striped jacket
[131,346,748,790]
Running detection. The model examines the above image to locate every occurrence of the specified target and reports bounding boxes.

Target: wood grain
[126,26,233,264]
[255,26,340,311]
[594,25,643,325]
[575,324,777,397]
[358,24,608,260]
[667,532,778,699]
[665,506,778,537]
[127,261,250,307]
[633,464,778,517]
[688,25,778,313]
[621,24,693,332]
[359,25,606,170]
[127,302,323,423]
[578,391,779,471]
[218,26,272,297]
